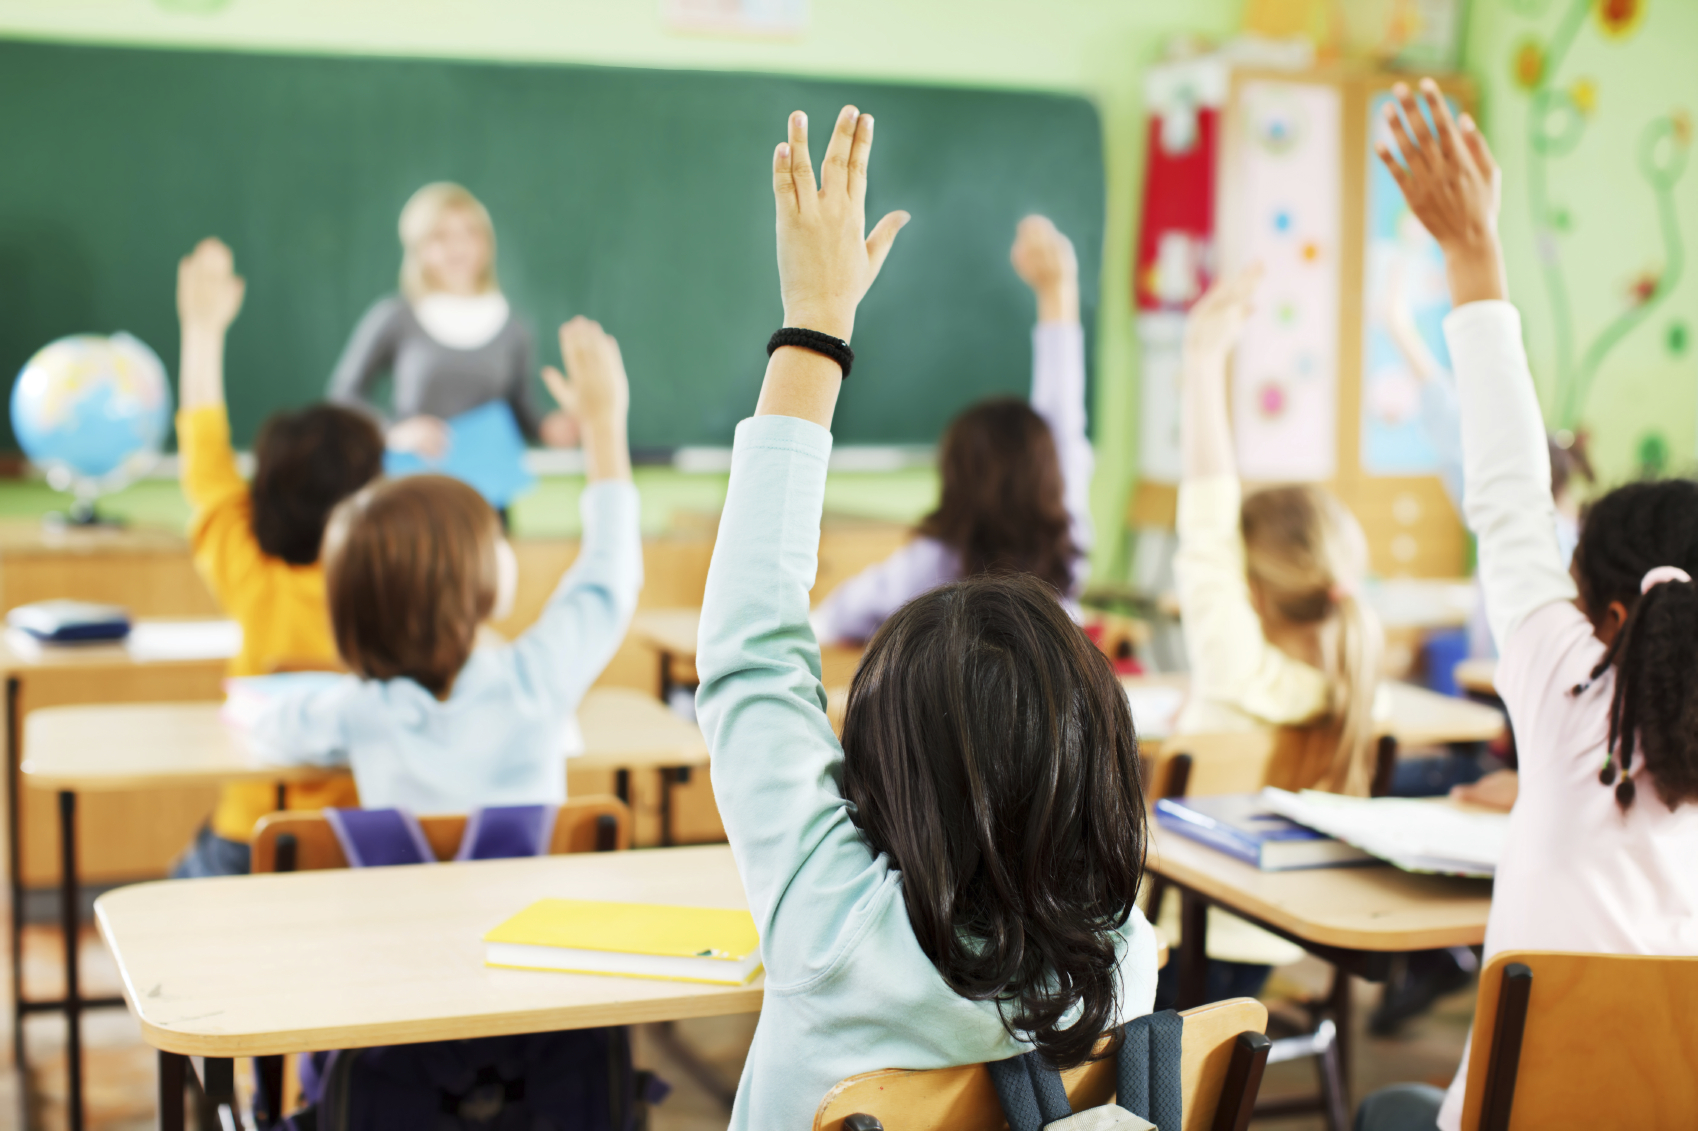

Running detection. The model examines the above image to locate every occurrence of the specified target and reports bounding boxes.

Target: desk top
[1453,658,1499,697]
[0,618,240,675]
[21,687,708,792]
[95,844,762,1057]
[627,607,701,658]
[1146,826,1492,952]
[0,519,189,558]
[1119,675,1505,749]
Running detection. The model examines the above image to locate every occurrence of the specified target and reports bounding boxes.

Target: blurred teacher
[328,182,577,457]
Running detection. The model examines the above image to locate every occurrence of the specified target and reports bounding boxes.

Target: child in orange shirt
[172,238,386,877]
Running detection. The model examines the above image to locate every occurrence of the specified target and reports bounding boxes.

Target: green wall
[1465,0,1698,482]
[5,0,1688,563]
[0,0,1245,576]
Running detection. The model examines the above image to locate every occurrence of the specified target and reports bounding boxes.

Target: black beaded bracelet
[767,326,853,378]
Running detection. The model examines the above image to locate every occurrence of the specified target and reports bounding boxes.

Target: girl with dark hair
[1355,81,1698,1131]
[696,106,1156,1130]
[811,213,1092,643]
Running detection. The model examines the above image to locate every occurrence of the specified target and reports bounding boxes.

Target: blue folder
[383,400,537,509]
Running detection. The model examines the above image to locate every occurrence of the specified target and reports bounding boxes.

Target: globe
[10,333,172,517]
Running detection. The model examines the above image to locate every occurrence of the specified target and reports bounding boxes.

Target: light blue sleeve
[246,677,363,768]
[695,415,896,987]
[507,480,643,713]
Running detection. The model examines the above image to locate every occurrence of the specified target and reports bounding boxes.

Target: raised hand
[1184,263,1262,370]
[544,316,631,481]
[1376,78,1507,306]
[176,238,245,335]
[1010,215,1079,325]
[772,105,910,344]
[1180,264,1262,482]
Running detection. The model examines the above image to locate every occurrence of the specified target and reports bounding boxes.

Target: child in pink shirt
[1354,79,1698,1131]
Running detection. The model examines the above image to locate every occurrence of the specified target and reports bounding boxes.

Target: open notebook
[1259,787,1508,877]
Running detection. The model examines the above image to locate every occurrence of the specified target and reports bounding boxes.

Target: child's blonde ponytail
[1241,486,1384,796]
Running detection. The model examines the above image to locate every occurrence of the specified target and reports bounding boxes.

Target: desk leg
[59,790,84,1131]
[1328,965,1353,1109]
[657,650,674,703]
[159,1050,186,1130]
[7,675,24,1071]
[1177,888,1209,1011]
[659,768,675,848]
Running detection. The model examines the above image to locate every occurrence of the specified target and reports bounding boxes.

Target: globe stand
[43,487,125,530]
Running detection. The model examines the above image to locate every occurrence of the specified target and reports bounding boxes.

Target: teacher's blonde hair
[397,182,500,300]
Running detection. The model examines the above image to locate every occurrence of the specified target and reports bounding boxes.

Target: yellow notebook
[483,899,763,986]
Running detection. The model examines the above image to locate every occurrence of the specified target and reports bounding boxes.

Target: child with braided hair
[1354,79,1698,1131]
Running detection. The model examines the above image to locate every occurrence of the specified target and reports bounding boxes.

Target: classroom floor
[0,907,1474,1131]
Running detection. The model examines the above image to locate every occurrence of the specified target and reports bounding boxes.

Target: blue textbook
[383,401,537,509]
[1154,794,1374,871]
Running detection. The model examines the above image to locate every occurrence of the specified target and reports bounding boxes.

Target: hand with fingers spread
[1010,215,1079,325]
[544,316,631,482]
[1375,78,1507,306]
[1181,264,1263,481]
[176,238,247,410]
[758,104,910,426]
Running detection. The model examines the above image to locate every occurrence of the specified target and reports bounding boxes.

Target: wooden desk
[1454,658,1499,698]
[1148,824,1491,1119]
[1,619,239,1131]
[21,686,710,1131]
[96,845,763,1123]
[631,606,866,698]
[1117,675,1506,751]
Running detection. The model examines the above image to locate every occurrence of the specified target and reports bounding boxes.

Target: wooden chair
[250,794,632,871]
[1143,729,1397,1131]
[1460,950,1698,1130]
[246,796,631,1126]
[813,997,1270,1131]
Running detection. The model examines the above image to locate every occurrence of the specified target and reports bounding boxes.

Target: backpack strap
[989,1048,1074,1131]
[1115,1010,1184,1131]
[324,808,435,868]
[454,804,557,861]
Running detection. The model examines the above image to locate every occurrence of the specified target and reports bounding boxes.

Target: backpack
[988,1011,1183,1131]
[275,806,668,1131]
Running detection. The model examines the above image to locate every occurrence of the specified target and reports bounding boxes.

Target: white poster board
[1224,80,1341,482]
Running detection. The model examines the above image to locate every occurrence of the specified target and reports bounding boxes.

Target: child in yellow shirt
[172,238,386,877]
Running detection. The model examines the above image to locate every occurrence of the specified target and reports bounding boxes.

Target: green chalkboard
[0,41,1102,450]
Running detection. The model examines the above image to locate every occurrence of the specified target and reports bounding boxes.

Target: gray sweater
[327,296,543,438]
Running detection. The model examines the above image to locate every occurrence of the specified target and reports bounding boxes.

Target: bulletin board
[1215,69,1475,579]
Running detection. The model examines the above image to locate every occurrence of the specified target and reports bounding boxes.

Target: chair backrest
[1146,730,1397,801]
[250,795,632,873]
[812,997,1269,1131]
[1460,950,1698,1131]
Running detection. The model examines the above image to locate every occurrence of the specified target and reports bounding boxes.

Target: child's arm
[695,106,908,969]
[175,240,268,603]
[240,677,361,769]
[506,318,640,704]
[1013,215,1095,570]
[1173,269,1332,722]
[1379,80,1575,647]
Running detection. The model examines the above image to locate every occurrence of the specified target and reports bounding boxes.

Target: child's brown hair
[917,399,1076,595]
[322,475,501,697]
[841,572,1144,1068]
[251,405,384,566]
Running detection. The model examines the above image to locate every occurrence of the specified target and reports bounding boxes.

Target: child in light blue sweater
[247,317,641,812]
[695,105,1158,1131]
